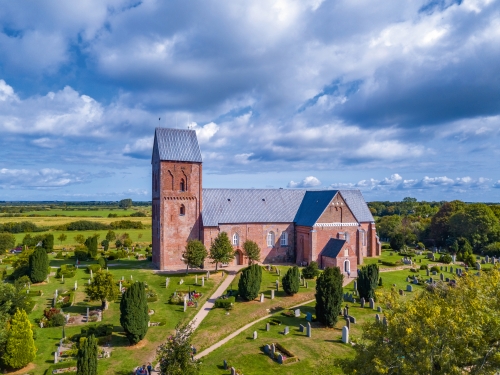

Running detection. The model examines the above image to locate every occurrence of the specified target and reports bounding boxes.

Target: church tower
[151,128,203,270]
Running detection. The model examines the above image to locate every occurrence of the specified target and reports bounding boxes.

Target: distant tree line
[54,220,144,231]
[0,221,47,233]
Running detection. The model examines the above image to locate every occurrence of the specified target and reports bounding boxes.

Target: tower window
[180,204,185,216]
[180,179,186,192]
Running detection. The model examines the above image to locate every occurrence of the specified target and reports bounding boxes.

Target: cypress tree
[238,264,262,301]
[77,334,98,375]
[42,234,54,252]
[282,266,300,295]
[85,236,98,259]
[28,247,49,283]
[357,264,380,301]
[2,309,37,369]
[315,267,343,327]
[120,281,149,344]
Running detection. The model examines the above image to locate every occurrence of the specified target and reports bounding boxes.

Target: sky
[1,0,500,202]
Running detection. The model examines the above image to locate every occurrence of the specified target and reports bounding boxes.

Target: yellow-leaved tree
[335,268,500,375]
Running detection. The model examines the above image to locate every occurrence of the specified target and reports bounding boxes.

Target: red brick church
[152,127,381,273]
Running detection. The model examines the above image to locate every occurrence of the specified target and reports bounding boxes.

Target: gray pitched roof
[202,189,306,226]
[293,190,338,227]
[154,128,202,163]
[338,190,374,223]
[320,238,347,258]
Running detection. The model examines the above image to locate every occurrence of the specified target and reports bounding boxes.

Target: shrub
[146,290,158,302]
[238,264,262,301]
[439,254,452,264]
[315,267,343,327]
[282,266,300,295]
[430,266,440,273]
[50,313,66,327]
[214,296,235,309]
[80,324,113,338]
[381,243,391,250]
[56,265,76,279]
[380,260,401,267]
[3,309,36,369]
[87,264,102,274]
[97,257,107,269]
[420,264,428,270]
[74,249,89,261]
[358,264,379,302]
[302,261,320,279]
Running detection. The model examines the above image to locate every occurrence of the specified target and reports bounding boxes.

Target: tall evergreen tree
[28,247,49,283]
[238,264,262,301]
[42,234,54,252]
[209,232,235,271]
[183,240,208,274]
[2,309,36,369]
[76,334,98,375]
[243,240,260,264]
[357,264,379,301]
[120,281,149,345]
[315,267,343,327]
[282,266,300,295]
[85,235,98,259]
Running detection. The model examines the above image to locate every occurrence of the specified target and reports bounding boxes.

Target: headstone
[440,273,444,281]
[440,266,443,271]
[343,307,348,317]
[399,289,404,296]
[294,308,301,317]
[377,306,382,313]
[446,278,450,282]
[207,271,210,279]
[271,343,276,358]
[86,307,89,322]
[253,331,257,339]
[452,254,456,263]
[306,322,311,337]
[476,262,481,271]
[130,275,133,280]
[55,289,58,298]
[299,324,304,332]
[406,285,413,292]
[360,297,365,308]
[74,281,77,290]
[306,312,312,322]
[61,275,64,283]
[345,317,350,329]
[119,281,122,292]
[271,290,275,299]
[54,351,58,364]
[88,278,91,285]
[383,316,388,327]
[445,266,448,272]
[277,353,284,364]
[375,314,381,323]
[122,276,124,280]
[223,359,228,370]
[406,276,410,282]
[342,326,349,343]
[195,274,198,284]
[305,281,308,288]
[276,280,279,291]
[90,269,93,279]
[183,296,187,312]
[266,323,270,331]
[202,277,205,287]
[450,266,453,273]
[260,293,264,303]
[369,298,374,309]
[284,326,290,335]
[426,269,430,276]
[349,316,356,324]
[230,367,236,375]
[432,271,437,276]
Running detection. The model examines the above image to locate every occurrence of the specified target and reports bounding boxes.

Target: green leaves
[86,271,119,307]
[120,281,149,345]
[77,334,98,375]
[184,240,208,270]
[243,240,260,264]
[2,309,36,369]
[209,232,235,271]
[358,264,379,302]
[28,247,49,283]
[238,264,262,301]
[282,266,300,295]
[315,267,343,327]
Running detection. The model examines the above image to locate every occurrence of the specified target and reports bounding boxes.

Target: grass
[3,254,224,375]
[192,266,317,351]
[0,207,150,218]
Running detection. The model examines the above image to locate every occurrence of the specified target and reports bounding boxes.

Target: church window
[267,231,275,247]
[361,230,366,246]
[233,233,239,246]
[180,204,185,216]
[180,178,186,192]
[280,231,288,246]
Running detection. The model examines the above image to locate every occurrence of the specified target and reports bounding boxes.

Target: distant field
[0,207,150,218]
[0,215,150,227]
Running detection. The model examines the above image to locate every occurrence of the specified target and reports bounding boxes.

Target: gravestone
[266,323,270,331]
[260,293,264,303]
[375,314,381,323]
[406,276,410,282]
[207,271,210,279]
[276,280,279,291]
[476,262,481,271]
[231,367,236,375]
[253,331,257,339]
[305,281,308,288]
[86,307,89,322]
[377,306,382,313]
[383,316,388,327]
[349,316,356,324]
[369,298,374,309]
[360,297,365,308]
[343,307,348,317]
[195,274,198,285]
[446,278,450,282]
[440,266,443,271]
[271,290,275,299]
[345,318,350,329]
[74,281,77,291]
[277,353,284,364]
[299,324,304,332]
[294,308,301,317]
[119,281,122,292]
[306,322,311,337]
[88,279,91,285]
[432,271,437,276]
[272,343,276,357]
[306,312,312,322]
[406,285,413,292]
[223,359,228,370]
[54,351,58,364]
[426,269,430,276]
[452,254,456,263]
[284,326,290,335]
[450,266,453,273]
[90,269,93,279]
[130,275,133,280]
[183,296,187,312]
[440,273,444,281]
[399,289,404,296]
[264,345,270,355]
[202,277,205,287]
[61,275,64,283]
[342,326,349,343]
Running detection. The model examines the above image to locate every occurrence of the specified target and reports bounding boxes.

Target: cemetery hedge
[214,296,235,309]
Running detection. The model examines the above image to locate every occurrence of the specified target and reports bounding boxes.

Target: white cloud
[193,122,220,144]
[123,136,154,158]
[0,168,91,189]
[288,175,321,188]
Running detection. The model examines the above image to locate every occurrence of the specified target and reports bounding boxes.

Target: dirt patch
[6,363,36,375]
[126,339,149,350]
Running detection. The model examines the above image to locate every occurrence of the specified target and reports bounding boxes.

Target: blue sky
[1,0,500,202]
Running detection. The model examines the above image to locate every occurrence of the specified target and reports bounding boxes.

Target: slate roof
[202,189,306,227]
[320,238,347,258]
[201,188,373,227]
[154,128,202,163]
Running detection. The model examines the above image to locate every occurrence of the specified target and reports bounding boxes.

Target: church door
[235,251,241,265]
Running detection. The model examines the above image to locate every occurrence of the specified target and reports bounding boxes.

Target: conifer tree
[282,266,300,295]
[28,247,49,283]
[85,235,98,259]
[42,234,54,252]
[238,264,262,301]
[315,267,343,327]
[357,264,379,301]
[76,334,98,375]
[120,281,149,344]
[2,309,36,369]
[209,232,235,271]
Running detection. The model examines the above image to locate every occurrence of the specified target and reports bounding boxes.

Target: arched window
[267,231,275,247]
[180,178,186,192]
[280,231,288,246]
[344,260,350,273]
[232,233,239,246]
[180,204,185,216]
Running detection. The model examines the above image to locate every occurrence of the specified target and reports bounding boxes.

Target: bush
[214,296,235,309]
[87,264,102,274]
[44,361,78,375]
[430,266,440,273]
[130,211,147,217]
[282,266,300,295]
[238,264,262,301]
[50,313,66,327]
[56,265,76,279]
[80,323,113,338]
[74,249,89,261]
[420,264,428,270]
[302,261,320,279]
[381,243,391,250]
[380,261,401,267]
[439,254,452,264]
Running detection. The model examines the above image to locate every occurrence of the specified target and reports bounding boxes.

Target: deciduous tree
[120,281,149,345]
[209,232,235,271]
[315,267,343,327]
[243,240,260,264]
[0,233,15,255]
[86,271,119,310]
[183,240,208,273]
[57,233,67,245]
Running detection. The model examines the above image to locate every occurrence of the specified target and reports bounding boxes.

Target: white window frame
[267,231,275,247]
[280,231,288,246]
[232,233,239,246]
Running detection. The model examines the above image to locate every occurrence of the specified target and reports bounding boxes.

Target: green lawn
[1,207,150,218]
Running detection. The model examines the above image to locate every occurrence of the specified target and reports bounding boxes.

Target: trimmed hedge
[214,296,235,309]
[56,265,76,279]
[44,361,78,375]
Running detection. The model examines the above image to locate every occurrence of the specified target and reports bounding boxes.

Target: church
[151,127,381,273]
